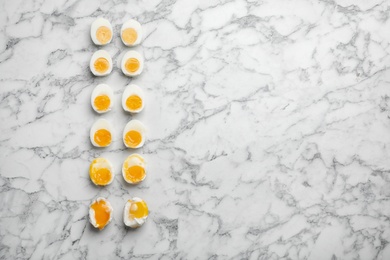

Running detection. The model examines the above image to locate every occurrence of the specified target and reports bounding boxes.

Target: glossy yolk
[129,200,148,219]
[122,28,138,45]
[94,95,111,111]
[94,57,109,74]
[124,130,142,148]
[96,26,112,44]
[90,161,112,185]
[125,165,145,183]
[126,95,142,111]
[125,58,140,73]
[94,129,111,147]
[91,200,111,230]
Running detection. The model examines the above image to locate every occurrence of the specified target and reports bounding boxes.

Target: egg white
[90,18,113,46]
[89,197,113,230]
[122,154,146,184]
[90,50,113,76]
[90,119,113,147]
[122,84,144,113]
[120,19,142,46]
[91,84,113,113]
[123,120,146,148]
[120,50,144,77]
[89,158,114,186]
[123,197,148,228]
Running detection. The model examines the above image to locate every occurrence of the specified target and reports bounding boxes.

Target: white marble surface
[1,0,390,259]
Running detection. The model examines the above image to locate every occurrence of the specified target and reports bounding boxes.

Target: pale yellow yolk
[94,57,109,74]
[94,129,111,147]
[125,58,140,73]
[129,200,148,219]
[122,28,138,45]
[89,159,112,185]
[126,95,142,111]
[91,200,111,230]
[124,130,142,148]
[96,26,112,44]
[125,165,145,183]
[94,95,110,111]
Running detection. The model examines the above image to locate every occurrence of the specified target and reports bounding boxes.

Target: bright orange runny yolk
[122,28,138,45]
[89,160,112,185]
[125,165,145,183]
[94,129,111,147]
[125,58,140,73]
[124,130,142,148]
[129,200,148,219]
[94,57,109,74]
[96,26,112,44]
[91,200,111,230]
[94,95,111,111]
[126,95,142,111]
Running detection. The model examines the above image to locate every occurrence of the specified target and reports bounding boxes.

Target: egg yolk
[91,200,111,230]
[90,160,112,185]
[122,28,138,45]
[124,130,142,148]
[129,200,148,219]
[96,26,112,44]
[125,58,140,73]
[126,95,142,111]
[94,129,112,147]
[94,57,109,74]
[94,95,111,111]
[125,165,145,183]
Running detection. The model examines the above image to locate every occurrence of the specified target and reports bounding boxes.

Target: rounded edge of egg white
[120,19,142,46]
[89,158,114,186]
[123,197,148,228]
[122,120,146,148]
[89,197,113,230]
[122,154,146,184]
[120,50,144,77]
[122,84,144,113]
[90,50,113,77]
[90,118,113,147]
[90,17,113,46]
[91,84,114,114]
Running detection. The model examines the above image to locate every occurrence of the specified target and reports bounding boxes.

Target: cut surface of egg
[89,158,114,186]
[89,197,113,230]
[123,197,148,228]
[120,19,142,46]
[90,119,113,147]
[123,120,146,148]
[122,154,146,184]
[91,84,113,113]
[90,50,113,76]
[91,18,113,46]
[121,50,144,77]
[122,84,144,113]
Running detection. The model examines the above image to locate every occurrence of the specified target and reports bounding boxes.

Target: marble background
[1,0,390,259]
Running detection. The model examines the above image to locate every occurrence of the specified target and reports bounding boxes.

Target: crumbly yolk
[89,159,112,185]
[91,200,111,230]
[125,165,145,183]
[96,26,112,44]
[129,200,148,219]
[94,95,110,111]
[122,28,138,45]
[125,58,140,73]
[94,129,111,147]
[94,57,109,74]
[124,130,142,148]
[126,95,142,111]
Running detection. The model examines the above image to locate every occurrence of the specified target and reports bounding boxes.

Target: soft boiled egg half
[122,84,144,113]
[90,50,112,76]
[90,119,113,147]
[123,197,148,228]
[91,84,113,113]
[122,154,146,184]
[89,158,114,186]
[89,197,113,230]
[120,19,142,46]
[123,120,146,148]
[121,50,144,77]
[91,18,113,46]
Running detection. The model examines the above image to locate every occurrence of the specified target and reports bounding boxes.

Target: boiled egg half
[89,197,113,230]
[123,120,146,148]
[121,50,143,77]
[90,119,113,147]
[123,197,148,228]
[91,84,113,113]
[120,19,142,46]
[90,50,112,76]
[89,158,114,186]
[122,154,146,184]
[122,84,144,113]
[90,18,113,46]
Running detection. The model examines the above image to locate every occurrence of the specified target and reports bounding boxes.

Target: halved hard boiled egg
[122,154,146,184]
[122,84,144,113]
[91,84,113,113]
[121,50,144,77]
[90,50,112,76]
[91,18,113,46]
[89,158,114,186]
[123,197,148,228]
[120,19,142,46]
[89,197,113,230]
[123,120,146,148]
[90,119,113,147]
